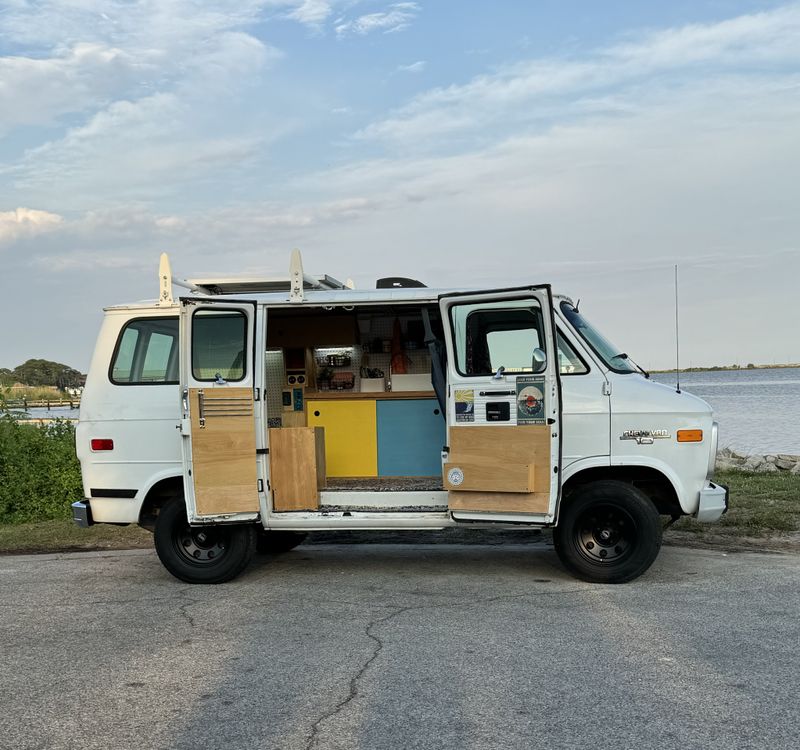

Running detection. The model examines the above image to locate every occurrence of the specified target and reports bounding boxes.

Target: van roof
[105,287,573,312]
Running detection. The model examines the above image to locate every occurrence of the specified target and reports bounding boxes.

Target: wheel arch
[138,474,184,531]
[561,463,683,518]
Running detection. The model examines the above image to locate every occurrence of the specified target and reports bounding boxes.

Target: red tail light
[91,439,114,451]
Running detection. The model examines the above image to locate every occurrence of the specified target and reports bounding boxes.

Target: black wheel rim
[173,522,230,564]
[573,503,637,565]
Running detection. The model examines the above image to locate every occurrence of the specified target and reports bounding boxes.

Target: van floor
[324,477,444,492]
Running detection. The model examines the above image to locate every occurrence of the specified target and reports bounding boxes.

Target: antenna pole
[674,264,681,393]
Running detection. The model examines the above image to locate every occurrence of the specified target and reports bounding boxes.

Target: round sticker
[447,467,464,486]
[517,385,545,419]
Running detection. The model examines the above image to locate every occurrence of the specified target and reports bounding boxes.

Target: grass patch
[0,519,152,555]
[674,469,800,537]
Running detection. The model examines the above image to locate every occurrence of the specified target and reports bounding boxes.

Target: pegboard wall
[263,312,433,424]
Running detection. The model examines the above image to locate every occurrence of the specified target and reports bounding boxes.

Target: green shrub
[0,416,82,524]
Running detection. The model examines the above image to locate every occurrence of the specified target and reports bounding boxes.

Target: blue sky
[1,0,799,370]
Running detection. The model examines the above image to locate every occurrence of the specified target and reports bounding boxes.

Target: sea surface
[651,367,800,455]
[18,367,800,456]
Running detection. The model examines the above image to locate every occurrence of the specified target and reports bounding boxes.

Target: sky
[1,0,799,372]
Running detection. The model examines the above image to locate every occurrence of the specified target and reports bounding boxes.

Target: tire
[256,530,308,554]
[553,480,662,584]
[153,498,256,584]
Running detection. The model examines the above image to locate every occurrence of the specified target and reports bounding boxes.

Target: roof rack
[158,249,350,303]
[183,273,347,296]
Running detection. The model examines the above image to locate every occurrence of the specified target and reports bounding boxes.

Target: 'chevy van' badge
[620,429,670,445]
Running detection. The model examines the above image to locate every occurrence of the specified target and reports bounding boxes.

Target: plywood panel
[448,491,550,514]
[269,428,323,511]
[306,400,377,477]
[314,427,327,489]
[443,459,533,492]
[190,387,259,515]
[447,425,552,513]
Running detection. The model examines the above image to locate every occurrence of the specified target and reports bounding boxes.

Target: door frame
[179,297,260,524]
[438,285,563,521]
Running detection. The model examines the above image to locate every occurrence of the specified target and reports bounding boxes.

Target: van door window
[450,298,544,376]
[191,309,247,381]
[556,331,589,375]
[109,317,179,384]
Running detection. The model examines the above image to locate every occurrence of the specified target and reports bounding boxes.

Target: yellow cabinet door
[306,400,377,477]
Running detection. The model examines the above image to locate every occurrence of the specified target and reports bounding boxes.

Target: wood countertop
[304,390,436,401]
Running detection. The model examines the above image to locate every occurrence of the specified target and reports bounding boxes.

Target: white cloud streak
[397,60,426,73]
[357,4,800,144]
[335,2,419,37]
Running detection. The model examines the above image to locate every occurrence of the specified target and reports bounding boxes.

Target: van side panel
[76,310,181,523]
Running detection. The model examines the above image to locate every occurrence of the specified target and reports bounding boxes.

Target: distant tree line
[0,360,85,390]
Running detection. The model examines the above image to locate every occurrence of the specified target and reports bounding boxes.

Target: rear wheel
[553,480,662,584]
[256,530,307,554]
[154,498,256,584]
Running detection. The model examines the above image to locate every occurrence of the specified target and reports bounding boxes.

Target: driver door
[179,298,259,522]
[439,287,561,521]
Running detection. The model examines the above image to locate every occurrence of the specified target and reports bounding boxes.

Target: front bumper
[695,482,729,523]
[71,500,94,528]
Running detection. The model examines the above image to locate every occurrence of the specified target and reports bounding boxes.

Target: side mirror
[532,348,547,374]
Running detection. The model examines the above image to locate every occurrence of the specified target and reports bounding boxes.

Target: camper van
[73,251,728,584]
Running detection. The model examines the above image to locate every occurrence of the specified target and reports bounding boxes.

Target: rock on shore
[716,447,800,474]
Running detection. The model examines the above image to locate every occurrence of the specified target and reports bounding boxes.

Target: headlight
[707,421,719,480]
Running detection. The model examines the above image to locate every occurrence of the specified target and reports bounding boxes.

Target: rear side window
[191,309,247,382]
[110,318,179,384]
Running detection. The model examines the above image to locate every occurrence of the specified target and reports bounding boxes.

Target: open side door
[439,286,562,521]
[179,298,259,523]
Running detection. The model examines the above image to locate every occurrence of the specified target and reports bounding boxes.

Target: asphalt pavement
[2,539,799,750]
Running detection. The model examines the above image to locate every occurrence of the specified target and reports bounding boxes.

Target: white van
[73,252,728,584]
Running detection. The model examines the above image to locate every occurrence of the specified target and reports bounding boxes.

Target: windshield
[560,301,636,374]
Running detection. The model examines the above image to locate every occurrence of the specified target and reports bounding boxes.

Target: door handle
[198,390,206,428]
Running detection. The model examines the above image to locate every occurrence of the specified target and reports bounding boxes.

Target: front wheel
[154,498,256,584]
[553,481,662,584]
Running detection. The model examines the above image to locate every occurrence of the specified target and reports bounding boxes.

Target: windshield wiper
[614,352,650,379]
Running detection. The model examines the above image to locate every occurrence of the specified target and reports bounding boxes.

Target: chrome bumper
[695,482,729,523]
[71,500,93,528]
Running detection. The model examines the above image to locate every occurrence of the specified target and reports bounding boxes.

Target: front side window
[560,301,635,374]
[557,331,589,375]
[450,298,545,376]
[192,309,247,381]
[110,318,179,384]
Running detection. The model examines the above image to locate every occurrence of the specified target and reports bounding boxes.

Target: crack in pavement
[177,587,201,629]
[302,586,588,749]
[304,605,412,750]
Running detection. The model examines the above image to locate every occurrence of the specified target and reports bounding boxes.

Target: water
[18,367,800,455]
[17,405,79,421]
[651,367,800,456]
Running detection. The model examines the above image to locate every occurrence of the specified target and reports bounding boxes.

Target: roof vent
[376,277,427,289]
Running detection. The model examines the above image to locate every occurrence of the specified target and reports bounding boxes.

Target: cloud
[286,0,333,26]
[0,43,143,134]
[0,208,63,244]
[397,60,426,73]
[0,1,280,136]
[357,4,800,144]
[335,2,419,37]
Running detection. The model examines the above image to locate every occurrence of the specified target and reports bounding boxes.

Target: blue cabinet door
[377,399,446,476]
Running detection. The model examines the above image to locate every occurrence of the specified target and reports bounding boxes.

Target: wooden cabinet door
[306,400,377,477]
[377,399,445,476]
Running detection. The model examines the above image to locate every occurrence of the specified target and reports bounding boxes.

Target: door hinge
[602,382,612,396]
